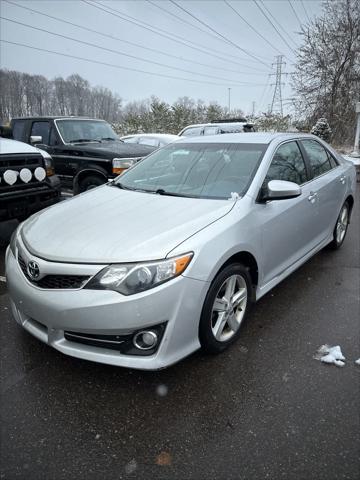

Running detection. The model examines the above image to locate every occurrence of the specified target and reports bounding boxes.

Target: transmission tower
[270,55,286,116]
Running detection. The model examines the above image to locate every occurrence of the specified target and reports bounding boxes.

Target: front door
[258,140,321,286]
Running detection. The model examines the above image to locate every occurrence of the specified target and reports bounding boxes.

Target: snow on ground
[314,344,346,367]
[355,359,360,366]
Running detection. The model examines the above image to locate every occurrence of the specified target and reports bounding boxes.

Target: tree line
[0,69,245,135]
[0,0,358,144]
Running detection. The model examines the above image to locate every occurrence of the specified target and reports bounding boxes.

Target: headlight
[86,253,193,295]
[112,157,140,175]
[38,149,55,176]
[44,157,55,176]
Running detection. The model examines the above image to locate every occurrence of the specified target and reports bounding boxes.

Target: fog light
[133,330,158,350]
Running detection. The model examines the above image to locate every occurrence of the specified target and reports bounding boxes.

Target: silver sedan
[5,133,356,369]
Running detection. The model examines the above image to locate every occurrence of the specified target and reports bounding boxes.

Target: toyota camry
[5,133,356,369]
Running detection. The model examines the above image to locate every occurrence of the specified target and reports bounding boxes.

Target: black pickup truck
[10,117,155,193]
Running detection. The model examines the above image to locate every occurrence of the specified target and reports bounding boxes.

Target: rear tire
[79,175,106,193]
[199,263,253,354]
[328,201,350,250]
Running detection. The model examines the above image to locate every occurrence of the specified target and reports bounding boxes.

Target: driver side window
[265,141,308,185]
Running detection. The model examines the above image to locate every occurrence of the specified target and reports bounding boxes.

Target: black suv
[0,138,61,222]
[10,117,155,193]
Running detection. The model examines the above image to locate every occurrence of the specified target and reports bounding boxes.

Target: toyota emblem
[27,261,40,280]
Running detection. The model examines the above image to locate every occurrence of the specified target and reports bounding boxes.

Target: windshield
[115,142,267,199]
[56,119,118,143]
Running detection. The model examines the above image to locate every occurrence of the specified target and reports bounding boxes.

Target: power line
[287,0,303,27]
[300,0,311,23]
[253,0,297,57]
[147,0,226,45]
[0,16,263,85]
[259,0,298,49]
[224,0,284,55]
[3,0,265,77]
[170,0,269,66]
[0,39,268,87]
[84,0,270,71]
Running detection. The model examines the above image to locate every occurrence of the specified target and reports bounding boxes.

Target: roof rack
[211,117,247,124]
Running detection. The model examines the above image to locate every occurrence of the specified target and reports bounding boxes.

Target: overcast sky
[0,0,323,115]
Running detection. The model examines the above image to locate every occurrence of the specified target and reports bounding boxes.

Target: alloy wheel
[211,274,248,342]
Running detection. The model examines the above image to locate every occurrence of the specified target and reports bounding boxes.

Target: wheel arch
[73,167,108,194]
[211,251,259,298]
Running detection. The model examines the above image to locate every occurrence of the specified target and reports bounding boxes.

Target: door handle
[308,192,317,203]
[339,175,346,185]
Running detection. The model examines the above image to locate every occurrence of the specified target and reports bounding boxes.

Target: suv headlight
[112,157,140,175]
[38,149,55,176]
[44,157,55,176]
[86,253,193,295]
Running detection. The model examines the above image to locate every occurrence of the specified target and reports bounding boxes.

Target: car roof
[11,116,107,121]
[182,122,248,129]
[122,133,179,139]
[175,132,317,144]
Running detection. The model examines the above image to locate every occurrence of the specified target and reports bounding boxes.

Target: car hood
[68,140,155,159]
[21,185,235,263]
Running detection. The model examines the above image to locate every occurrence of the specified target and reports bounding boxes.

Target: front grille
[18,253,89,289]
[0,153,45,193]
[64,331,131,351]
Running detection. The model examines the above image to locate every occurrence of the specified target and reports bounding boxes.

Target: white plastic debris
[315,344,346,367]
[355,358,360,365]
[229,192,240,200]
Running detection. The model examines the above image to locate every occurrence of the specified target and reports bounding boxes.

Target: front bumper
[0,175,61,221]
[5,243,208,369]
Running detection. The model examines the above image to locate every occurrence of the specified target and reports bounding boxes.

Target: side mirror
[262,180,302,201]
[30,135,43,145]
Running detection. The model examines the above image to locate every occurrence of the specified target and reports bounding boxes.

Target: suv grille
[18,254,89,289]
[0,153,46,194]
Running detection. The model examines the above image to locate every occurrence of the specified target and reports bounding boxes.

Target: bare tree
[292,0,360,145]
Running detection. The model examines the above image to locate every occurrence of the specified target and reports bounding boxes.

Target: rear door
[299,139,347,242]
[259,140,321,285]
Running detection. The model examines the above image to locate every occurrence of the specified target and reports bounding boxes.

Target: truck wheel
[79,175,106,193]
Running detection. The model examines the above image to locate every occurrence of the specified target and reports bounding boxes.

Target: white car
[121,133,179,148]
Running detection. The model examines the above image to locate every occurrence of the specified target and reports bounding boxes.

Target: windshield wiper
[111,182,149,192]
[101,137,117,141]
[154,189,197,198]
[69,138,101,143]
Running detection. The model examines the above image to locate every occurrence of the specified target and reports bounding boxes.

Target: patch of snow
[156,384,168,397]
[355,358,360,365]
[228,192,240,200]
[315,344,346,367]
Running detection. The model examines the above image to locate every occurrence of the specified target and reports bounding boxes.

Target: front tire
[79,175,106,193]
[328,201,350,250]
[199,263,253,354]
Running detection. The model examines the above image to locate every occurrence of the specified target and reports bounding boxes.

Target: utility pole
[270,55,286,116]
[251,101,255,117]
[228,88,231,113]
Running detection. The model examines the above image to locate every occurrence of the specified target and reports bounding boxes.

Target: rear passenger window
[31,121,50,144]
[181,127,203,137]
[301,140,333,177]
[265,141,307,185]
[12,120,27,141]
